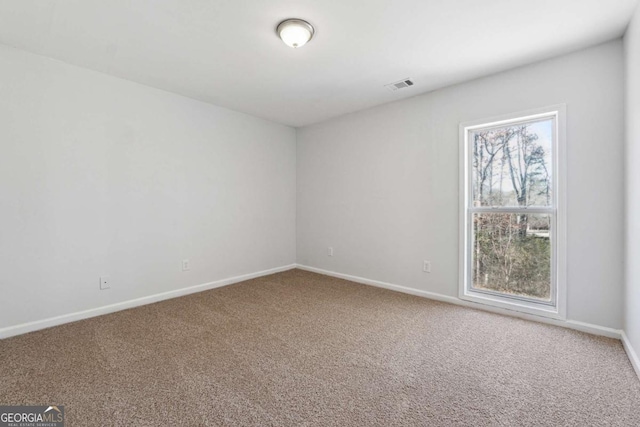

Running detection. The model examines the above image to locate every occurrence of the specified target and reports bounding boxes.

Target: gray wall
[625,4,640,362]
[0,45,296,331]
[297,40,624,329]
[0,35,630,338]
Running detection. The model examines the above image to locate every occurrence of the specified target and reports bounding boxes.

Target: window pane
[471,212,551,301]
[471,119,553,207]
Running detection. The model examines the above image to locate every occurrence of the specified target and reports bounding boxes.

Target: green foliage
[473,213,551,300]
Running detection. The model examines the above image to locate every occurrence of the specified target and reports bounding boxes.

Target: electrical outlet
[423,261,431,273]
[99,276,110,290]
[328,247,334,257]
[182,259,190,271]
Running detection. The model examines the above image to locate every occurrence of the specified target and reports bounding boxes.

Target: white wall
[625,4,640,365]
[297,40,625,329]
[0,36,629,337]
[0,45,296,331]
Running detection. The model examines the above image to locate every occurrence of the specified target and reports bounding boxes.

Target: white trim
[0,264,297,340]
[556,104,568,320]
[296,264,621,339]
[458,104,568,320]
[298,264,462,305]
[469,207,555,214]
[622,330,640,379]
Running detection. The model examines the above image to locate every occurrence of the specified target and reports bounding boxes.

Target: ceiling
[0,0,637,127]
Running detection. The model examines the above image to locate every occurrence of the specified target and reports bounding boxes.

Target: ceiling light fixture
[277,19,315,48]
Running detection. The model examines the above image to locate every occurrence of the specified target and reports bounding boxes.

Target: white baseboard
[295,264,622,340]
[0,264,297,340]
[622,330,640,379]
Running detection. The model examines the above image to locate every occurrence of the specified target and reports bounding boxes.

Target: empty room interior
[2,0,640,425]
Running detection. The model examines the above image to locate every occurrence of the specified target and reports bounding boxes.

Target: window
[459,106,566,318]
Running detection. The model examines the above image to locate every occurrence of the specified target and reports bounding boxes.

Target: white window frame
[458,105,567,319]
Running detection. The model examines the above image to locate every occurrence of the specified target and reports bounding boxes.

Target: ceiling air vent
[385,78,414,92]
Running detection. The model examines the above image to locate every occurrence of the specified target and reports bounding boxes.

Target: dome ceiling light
[277,19,315,48]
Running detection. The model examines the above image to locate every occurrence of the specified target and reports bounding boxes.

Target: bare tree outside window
[470,119,554,301]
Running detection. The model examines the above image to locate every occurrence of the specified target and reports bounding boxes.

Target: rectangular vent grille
[385,78,414,92]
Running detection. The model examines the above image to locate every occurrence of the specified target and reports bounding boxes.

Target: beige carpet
[1,269,639,426]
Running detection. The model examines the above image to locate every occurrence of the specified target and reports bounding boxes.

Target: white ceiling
[0,0,637,127]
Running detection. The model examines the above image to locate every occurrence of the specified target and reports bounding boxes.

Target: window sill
[459,289,564,320]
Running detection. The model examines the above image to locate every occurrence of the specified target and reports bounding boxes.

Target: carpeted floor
[1,269,639,426]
